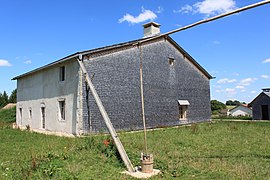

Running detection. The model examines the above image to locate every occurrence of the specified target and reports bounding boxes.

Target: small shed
[248,88,270,120]
[227,104,252,117]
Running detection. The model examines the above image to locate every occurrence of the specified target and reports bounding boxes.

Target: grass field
[0,108,270,179]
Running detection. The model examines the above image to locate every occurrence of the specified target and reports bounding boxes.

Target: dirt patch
[1,103,16,110]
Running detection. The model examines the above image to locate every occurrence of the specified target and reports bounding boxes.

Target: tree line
[211,99,247,112]
[0,89,17,109]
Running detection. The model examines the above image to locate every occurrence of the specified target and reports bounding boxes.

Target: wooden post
[139,44,148,154]
[77,55,135,173]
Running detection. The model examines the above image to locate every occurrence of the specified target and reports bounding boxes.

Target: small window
[168,57,175,66]
[29,108,32,120]
[19,108,22,121]
[178,100,190,120]
[179,105,187,120]
[59,66,65,81]
[59,100,65,121]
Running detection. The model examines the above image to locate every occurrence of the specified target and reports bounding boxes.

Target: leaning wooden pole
[139,44,148,154]
[77,55,135,173]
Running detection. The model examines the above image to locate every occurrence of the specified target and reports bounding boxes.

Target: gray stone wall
[82,38,211,133]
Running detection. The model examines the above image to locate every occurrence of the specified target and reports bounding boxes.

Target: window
[178,100,190,120]
[179,105,187,120]
[59,66,65,81]
[168,57,175,66]
[19,108,22,122]
[41,107,45,129]
[29,108,32,120]
[59,100,65,121]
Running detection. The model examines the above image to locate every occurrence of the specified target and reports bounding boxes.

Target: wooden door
[261,105,269,120]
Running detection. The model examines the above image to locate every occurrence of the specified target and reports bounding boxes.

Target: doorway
[261,105,269,120]
[41,107,46,129]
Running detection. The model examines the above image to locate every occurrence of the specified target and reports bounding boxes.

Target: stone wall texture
[81,38,211,133]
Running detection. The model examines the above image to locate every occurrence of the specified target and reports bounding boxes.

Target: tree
[211,100,226,112]
[226,100,241,106]
[0,91,8,108]
[9,89,17,103]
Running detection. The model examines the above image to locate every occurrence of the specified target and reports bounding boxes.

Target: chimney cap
[143,22,161,28]
[143,22,161,38]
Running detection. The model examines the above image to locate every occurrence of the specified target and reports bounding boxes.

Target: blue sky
[0,0,269,103]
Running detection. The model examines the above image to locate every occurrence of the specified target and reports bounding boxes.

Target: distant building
[248,88,270,120]
[12,22,213,135]
[227,104,252,117]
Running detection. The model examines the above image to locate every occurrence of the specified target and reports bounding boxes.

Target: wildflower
[103,139,110,146]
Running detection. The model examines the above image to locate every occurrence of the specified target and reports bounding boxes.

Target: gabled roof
[248,92,270,107]
[229,104,251,112]
[12,35,213,80]
[265,92,270,97]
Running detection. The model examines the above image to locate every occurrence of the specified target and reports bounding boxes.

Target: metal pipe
[137,0,270,44]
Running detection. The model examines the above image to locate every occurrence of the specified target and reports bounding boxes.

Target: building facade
[13,22,213,135]
[249,88,270,120]
[227,105,252,117]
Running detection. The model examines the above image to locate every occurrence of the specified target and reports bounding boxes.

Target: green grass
[0,120,270,179]
[226,105,236,110]
[0,107,16,123]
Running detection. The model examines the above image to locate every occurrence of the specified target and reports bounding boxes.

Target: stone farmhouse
[249,88,270,120]
[12,22,213,135]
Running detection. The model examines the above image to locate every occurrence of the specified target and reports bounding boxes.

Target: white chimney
[143,22,161,38]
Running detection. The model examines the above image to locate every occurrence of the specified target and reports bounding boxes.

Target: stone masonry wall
[81,38,211,133]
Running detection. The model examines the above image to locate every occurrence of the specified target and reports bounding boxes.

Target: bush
[211,100,226,111]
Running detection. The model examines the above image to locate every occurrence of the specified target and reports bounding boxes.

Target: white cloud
[213,85,221,88]
[24,60,32,64]
[0,59,12,67]
[239,78,257,86]
[174,5,193,14]
[251,90,256,94]
[119,7,157,24]
[235,85,245,89]
[261,75,270,79]
[175,0,237,17]
[217,78,237,84]
[156,6,164,14]
[262,58,270,63]
[225,88,236,95]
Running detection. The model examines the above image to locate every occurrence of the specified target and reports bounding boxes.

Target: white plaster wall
[16,59,80,135]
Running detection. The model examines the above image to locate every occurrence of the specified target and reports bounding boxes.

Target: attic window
[168,57,175,66]
[59,66,65,81]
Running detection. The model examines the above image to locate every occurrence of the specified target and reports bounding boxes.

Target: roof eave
[166,36,213,80]
[12,52,80,80]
